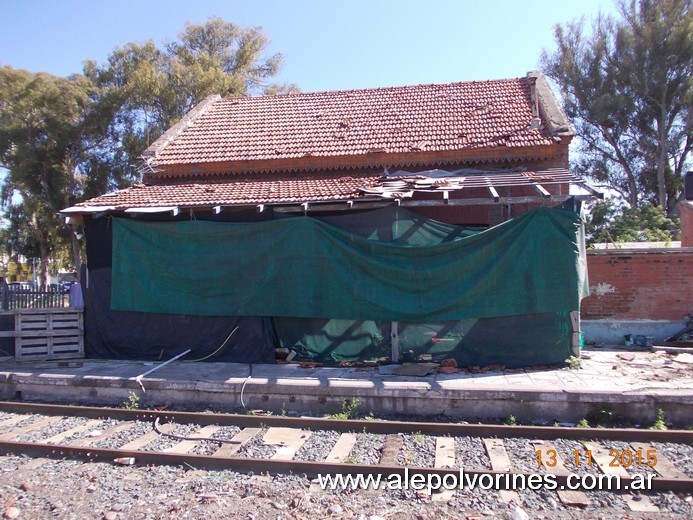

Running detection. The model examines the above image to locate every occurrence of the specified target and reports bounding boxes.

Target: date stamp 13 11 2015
[536,448,658,469]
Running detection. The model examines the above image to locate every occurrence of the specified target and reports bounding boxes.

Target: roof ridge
[227,76,526,101]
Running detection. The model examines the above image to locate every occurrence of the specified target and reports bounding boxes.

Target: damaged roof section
[63,167,596,215]
[141,72,573,178]
[63,71,594,218]
[364,167,583,199]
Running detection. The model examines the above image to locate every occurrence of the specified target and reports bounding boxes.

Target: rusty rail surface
[0,440,691,494]
[1,400,692,496]
[0,400,690,443]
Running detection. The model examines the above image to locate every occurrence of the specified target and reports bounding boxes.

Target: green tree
[541,0,692,212]
[0,203,42,262]
[0,68,101,285]
[1,18,291,282]
[86,17,290,160]
[585,199,679,245]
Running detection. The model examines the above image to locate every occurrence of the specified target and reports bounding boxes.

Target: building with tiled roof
[64,71,595,369]
[65,71,595,225]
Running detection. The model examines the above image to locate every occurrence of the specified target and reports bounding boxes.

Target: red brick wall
[580,250,693,320]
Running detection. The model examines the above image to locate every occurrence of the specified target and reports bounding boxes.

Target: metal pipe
[133,349,191,392]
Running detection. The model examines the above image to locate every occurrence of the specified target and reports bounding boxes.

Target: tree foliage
[0,18,289,283]
[585,199,679,245]
[542,0,692,212]
[85,17,290,158]
[0,68,101,285]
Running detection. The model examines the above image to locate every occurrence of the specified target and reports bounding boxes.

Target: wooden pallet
[0,309,84,360]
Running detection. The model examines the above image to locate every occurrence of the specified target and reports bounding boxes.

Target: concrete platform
[0,347,691,426]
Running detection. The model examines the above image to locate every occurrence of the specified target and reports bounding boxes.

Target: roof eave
[145,143,568,180]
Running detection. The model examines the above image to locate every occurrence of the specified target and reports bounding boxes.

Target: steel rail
[0,401,691,443]
[0,439,691,494]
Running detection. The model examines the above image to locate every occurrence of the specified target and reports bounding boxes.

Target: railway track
[0,401,691,514]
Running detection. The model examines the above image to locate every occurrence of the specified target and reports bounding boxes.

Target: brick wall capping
[586,247,693,256]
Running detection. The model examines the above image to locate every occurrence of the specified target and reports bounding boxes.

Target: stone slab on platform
[0,348,691,426]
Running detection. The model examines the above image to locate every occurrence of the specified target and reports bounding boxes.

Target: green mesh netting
[273,318,392,363]
[271,313,573,367]
[110,206,587,366]
[111,207,587,322]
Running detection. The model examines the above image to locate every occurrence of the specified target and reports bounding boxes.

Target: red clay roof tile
[146,77,556,172]
[71,75,576,210]
[79,173,379,209]
[75,167,583,211]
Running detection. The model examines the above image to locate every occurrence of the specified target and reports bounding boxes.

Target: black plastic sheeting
[83,266,274,363]
[0,314,13,357]
[85,217,113,270]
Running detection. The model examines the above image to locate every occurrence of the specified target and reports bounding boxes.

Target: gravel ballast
[1,409,692,519]
[2,454,692,519]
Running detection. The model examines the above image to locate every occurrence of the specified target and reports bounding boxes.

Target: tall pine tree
[542,0,692,212]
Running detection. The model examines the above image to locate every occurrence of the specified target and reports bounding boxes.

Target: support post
[570,311,581,356]
[390,322,399,363]
[0,282,7,311]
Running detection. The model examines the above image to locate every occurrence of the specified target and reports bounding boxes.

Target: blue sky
[1,0,618,92]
